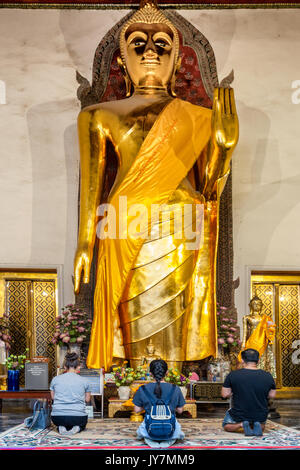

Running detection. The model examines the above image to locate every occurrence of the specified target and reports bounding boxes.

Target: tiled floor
[0,400,33,433]
[0,400,299,433]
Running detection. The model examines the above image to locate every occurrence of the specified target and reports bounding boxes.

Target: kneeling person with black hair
[221,348,276,436]
[133,359,185,448]
[50,352,92,436]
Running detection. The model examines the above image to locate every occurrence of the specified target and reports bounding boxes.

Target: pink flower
[227,337,234,344]
[229,327,236,332]
[218,338,225,344]
[77,326,85,333]
[76,337,84,343]
[62,336,70,343]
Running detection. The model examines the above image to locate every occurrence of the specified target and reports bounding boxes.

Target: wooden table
[108,398,197,419]
[0,390,52,412]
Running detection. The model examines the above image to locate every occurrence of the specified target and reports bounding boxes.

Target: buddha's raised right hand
[74,244,93,294]
[202,87,239,199]
[212,87,239,155]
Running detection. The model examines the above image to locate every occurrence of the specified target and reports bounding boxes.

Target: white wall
[0,8,300,324]
[0,9,129,305]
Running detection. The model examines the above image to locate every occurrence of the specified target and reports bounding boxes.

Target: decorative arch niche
[75,9,237,329]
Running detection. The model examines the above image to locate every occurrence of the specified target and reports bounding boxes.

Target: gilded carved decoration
[3,274,58,381]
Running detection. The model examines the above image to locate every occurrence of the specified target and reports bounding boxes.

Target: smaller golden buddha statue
[240,294,276,377]
[140,338,160,371]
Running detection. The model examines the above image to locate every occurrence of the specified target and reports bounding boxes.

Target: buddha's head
[119,0,180,95]
[249,295,263,314]
[146,338,155,355]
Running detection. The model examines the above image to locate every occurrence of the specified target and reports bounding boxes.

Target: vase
[217,346,231,381]
[117,386,131,400]
[179,386,188,399]
[7,369,20,391]
[207,360,222,382]
[69,343,81,357]
[58,343,81,369]
[58,345,69,369]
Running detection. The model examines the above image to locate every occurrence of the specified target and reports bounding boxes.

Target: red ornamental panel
[1,1,300,6]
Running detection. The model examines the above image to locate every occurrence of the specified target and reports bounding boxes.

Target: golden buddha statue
[240,294,276,377]
[74,0,239,371]
[141,338,160,369]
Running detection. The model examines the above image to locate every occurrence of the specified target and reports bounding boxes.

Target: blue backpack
[142,384,177,440]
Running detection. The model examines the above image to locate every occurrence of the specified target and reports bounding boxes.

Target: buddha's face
[147,344,155,355]
[250,299,263,314]
[124,22,176,89]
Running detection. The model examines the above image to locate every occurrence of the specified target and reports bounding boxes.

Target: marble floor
[0,400,299,434]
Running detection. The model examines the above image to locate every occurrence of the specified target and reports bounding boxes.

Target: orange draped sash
[86,98,212,370]
[238,315,276,362]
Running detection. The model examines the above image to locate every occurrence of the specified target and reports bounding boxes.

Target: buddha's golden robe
[239,315,276,376]
[86,98,219,370]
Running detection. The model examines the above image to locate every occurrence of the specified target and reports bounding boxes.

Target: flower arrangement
[0,313,12,351]
[217,304,241,350]
[4,348,29,370]
[111,366,135,387]
[133,365,147,381]
[51,304,92,347]
[164,368,191,386]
